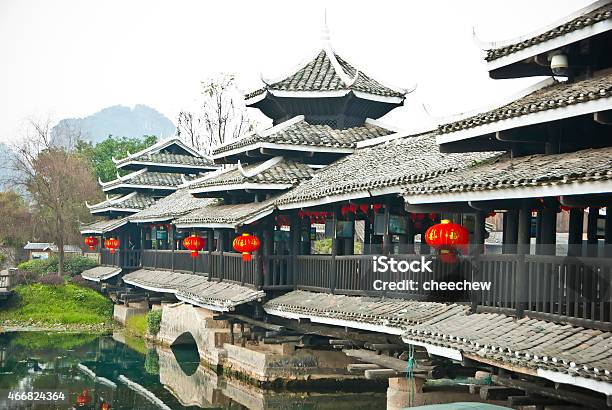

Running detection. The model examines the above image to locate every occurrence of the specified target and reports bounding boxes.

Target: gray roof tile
[80,217,130,234]
[129,188,215,222]
[116,152,215,168]
[174,197,276,228]
[88,192,157,212]
[275,132,500,206]
[246,49,405,99]
[213,118,395,156]
[189,158,315,190]
[439,72,612,134]
[403,146,612,196]
[102,170,184,190]
[485,3,612,62]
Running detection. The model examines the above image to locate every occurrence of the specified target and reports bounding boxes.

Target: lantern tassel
[242,253,251,262]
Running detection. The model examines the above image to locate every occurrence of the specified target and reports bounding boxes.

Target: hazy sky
[0,0,594,143]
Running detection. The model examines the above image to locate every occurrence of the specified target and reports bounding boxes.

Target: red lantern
[76,389,91,407]
[104,238,120,254]
[183,234,205,258]
[424,219,469,262]
[84,236,98,250]
[233,233,261,262]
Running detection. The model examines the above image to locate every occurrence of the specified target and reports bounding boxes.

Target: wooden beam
[343,349,431,374]
[560,194,612,208]
[347,363,381,373]
[365,369,401,379]
[594,110,612,125]
[492,375,608,409]
[220,314,286,332]
[404,203,474,213]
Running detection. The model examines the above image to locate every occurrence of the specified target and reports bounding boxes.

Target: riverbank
[0,283,114,333]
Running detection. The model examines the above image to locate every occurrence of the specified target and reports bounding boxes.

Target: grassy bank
[0,283,113,331]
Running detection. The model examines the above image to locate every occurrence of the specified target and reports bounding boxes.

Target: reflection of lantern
[76,389,91,407]
[101,402,111,410]
[233,233,261,261]
[84,236,98,250]
[183,234,205,258]
[104,238,120,254]
[425,219,469,263]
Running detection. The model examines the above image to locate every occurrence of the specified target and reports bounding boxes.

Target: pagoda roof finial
[321,9,331,44]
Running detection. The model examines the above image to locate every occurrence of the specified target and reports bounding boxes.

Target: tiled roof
[439,72,612,134]
[404,312,612,385]
[275,132,500,206]
[102,170,183,190]
[174,197,276,228]
[246,49,405,100]
[189,157,315,190]
[403,146,612,196]
[266,290,612,386]
[485,2,612,62]
[81,266,122,282]
[213,118,395,156]
[129,188,215,222]
[80,217,129,234]
[88,192,157,212]
[123,269,265,311]
[116,152,215,168]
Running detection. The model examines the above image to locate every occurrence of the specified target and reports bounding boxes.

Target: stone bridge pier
[155,302,231,367]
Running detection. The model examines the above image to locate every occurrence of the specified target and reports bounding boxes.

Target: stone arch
[156,302,231,367]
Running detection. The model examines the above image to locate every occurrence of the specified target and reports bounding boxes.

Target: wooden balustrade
[100,246,612,330]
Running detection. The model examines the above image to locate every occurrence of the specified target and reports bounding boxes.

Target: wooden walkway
[264,290,612,396]
[122,269,265,312]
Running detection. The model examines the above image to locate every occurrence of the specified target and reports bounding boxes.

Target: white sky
[0,0,594,143]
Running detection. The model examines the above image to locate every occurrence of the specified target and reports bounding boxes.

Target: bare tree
[176,74,256,155]
[10,119,100,275]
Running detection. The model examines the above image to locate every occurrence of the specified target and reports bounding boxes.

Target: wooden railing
[100,247,612,330]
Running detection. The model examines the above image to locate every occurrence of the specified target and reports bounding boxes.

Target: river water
[0,332,387,409]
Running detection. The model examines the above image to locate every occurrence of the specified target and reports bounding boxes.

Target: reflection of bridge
[157,344,387,410]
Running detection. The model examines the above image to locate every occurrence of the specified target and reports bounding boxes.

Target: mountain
[51,104,176,145]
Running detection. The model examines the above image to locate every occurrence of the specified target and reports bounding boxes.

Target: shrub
[69,275,99,291]
[147,310,162,335]
[17,255,97,277]
[15,270,39,285]
[144,348,160,375]
[38,274,65,285]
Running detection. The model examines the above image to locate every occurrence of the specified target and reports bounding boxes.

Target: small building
[23,242,82,260]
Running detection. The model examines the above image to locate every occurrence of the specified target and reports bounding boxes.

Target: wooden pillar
[516,204,531,318]
[289,212,300,287]
[262,221,273,287]
[540,208,557,256]
[605,207,612,258]
[382,200,392,255]
[568,208,584,257]
[205,229,214,280]
[344,212,355,255]
[404,214,415,255]
[504,210,519,254]
[330,206,340,293]
[587,207,600,257]
[301,216,311,255]
[501,212,508,253]
[218,229,227,281]
[473,211,486,255]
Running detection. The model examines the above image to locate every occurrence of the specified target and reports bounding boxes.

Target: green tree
[0,190,31,247]
[75,135,157,182]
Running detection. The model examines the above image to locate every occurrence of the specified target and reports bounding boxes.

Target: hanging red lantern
[372,204,383,213]
[425,219,469,262]
[233,233,261,262]
[183,234,205,258]
[84,236,98,250]
[104,238,120,254]
[76,389,91,407]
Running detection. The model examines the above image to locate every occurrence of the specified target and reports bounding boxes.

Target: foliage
[125,314,148,337]
[144,348,160,375]
[11,120,102,274]
[37,274,64,285]
[14,270,39,285]
[312,238,332,254]
[9,332,97,351]
[75,135,157,182]
[146,310,162,335]
[0,252,5,265]
[17,255,97,277]
[69,274,99,291]
[0,190,32,247]
[0,283,112,325]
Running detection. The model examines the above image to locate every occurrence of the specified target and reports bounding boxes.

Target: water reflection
[0,332,386,409]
